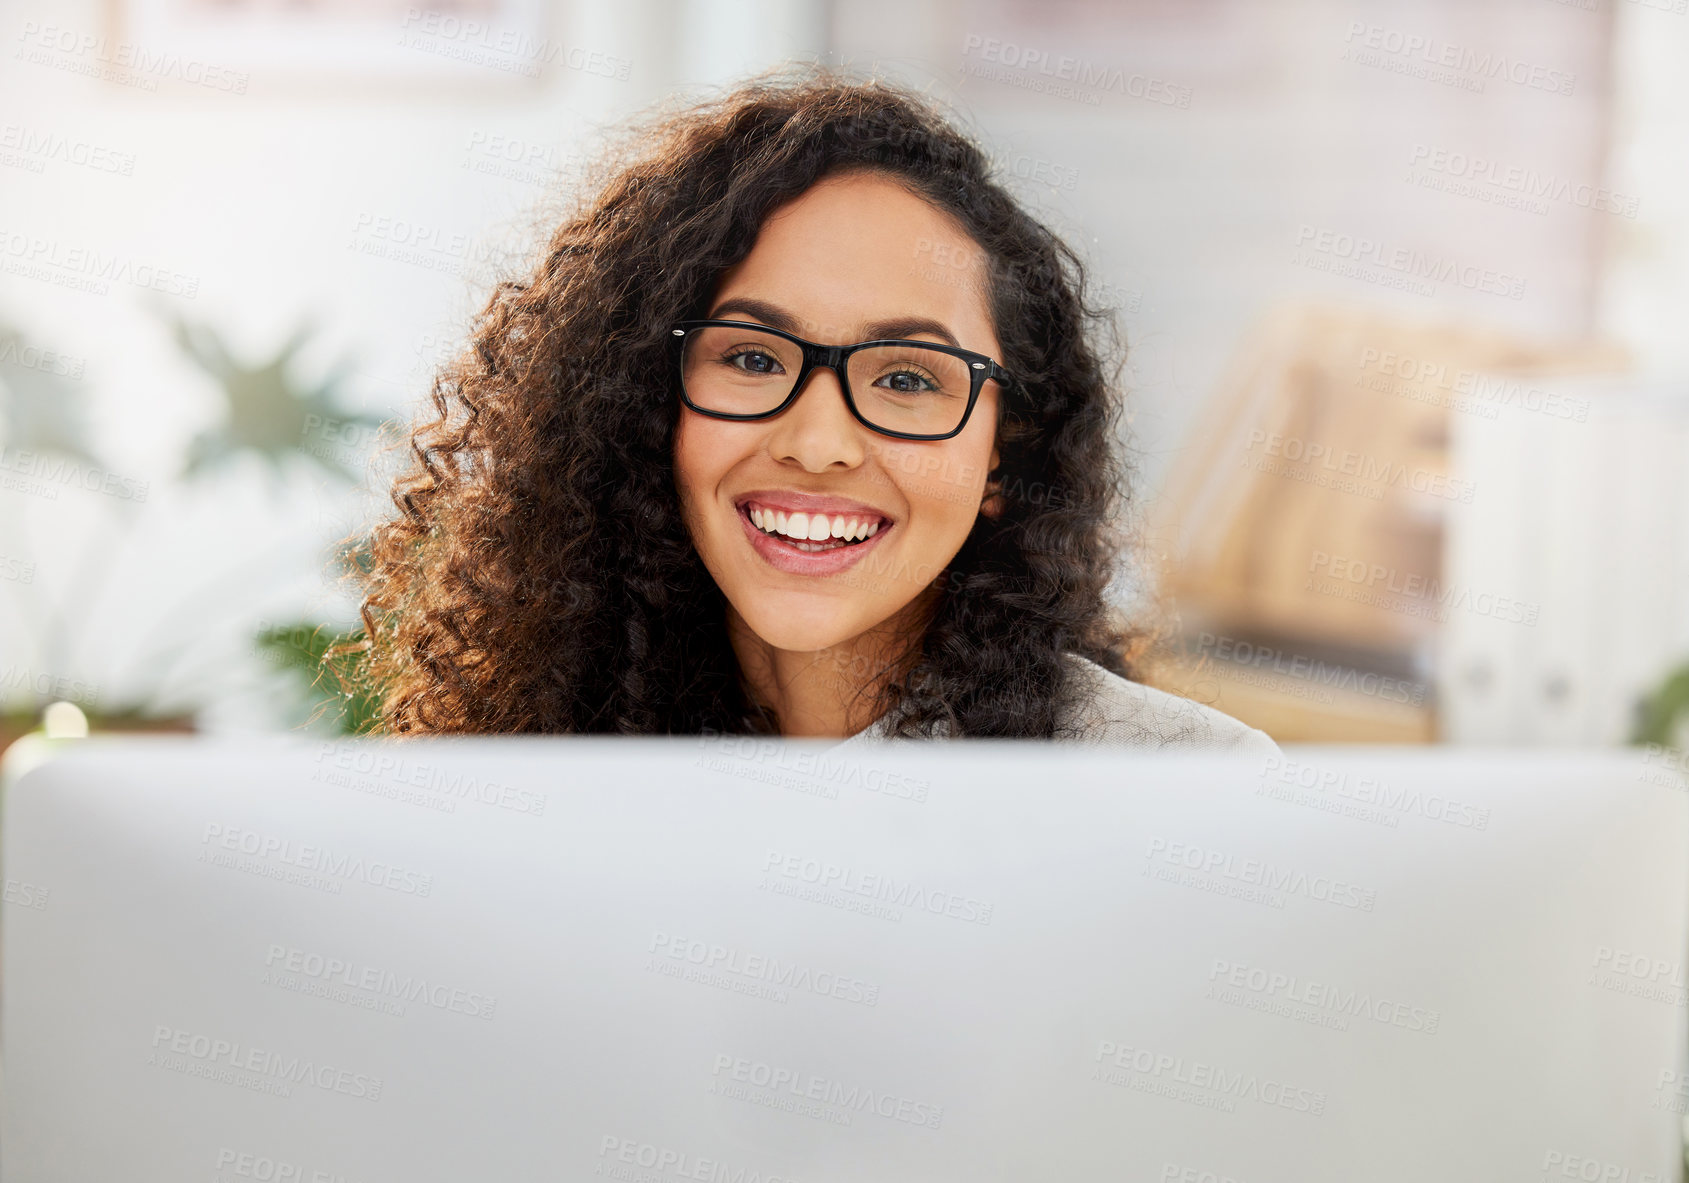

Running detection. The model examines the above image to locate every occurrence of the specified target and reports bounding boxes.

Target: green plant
[1633,661,1689,750]
[1,311,388,729]
[170,314,381,487]
[256,621,382,735]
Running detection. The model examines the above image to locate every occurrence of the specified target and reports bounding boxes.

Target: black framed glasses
[671,319,1014,441]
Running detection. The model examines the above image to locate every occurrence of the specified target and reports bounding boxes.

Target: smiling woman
[344,68,1276,752]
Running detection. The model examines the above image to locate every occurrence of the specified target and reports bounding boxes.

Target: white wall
[2,0,1674,736]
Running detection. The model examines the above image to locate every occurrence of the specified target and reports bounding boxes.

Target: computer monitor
[3,735,1685,1181]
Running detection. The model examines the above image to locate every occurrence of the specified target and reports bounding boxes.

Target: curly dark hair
[340,67,1143,739]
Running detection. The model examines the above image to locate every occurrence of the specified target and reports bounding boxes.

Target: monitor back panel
[2,736,1685,1181]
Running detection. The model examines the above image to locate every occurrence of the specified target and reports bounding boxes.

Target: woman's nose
[763,365,867,470]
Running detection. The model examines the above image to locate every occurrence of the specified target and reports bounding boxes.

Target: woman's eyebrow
[707,297,962,348]
[861,317,961,348]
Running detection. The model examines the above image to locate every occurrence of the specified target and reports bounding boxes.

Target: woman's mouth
[733,499,895,575]
[746,502,884,549]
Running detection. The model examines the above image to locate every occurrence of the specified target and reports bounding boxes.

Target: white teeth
[744,502,887,546]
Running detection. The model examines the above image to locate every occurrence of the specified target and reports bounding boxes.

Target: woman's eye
[725,349,783,375]
[876,369,937,394]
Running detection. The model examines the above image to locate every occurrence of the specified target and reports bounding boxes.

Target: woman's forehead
[711,172,996,348]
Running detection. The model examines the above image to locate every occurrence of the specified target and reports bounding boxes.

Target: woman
[345,70,1276,755]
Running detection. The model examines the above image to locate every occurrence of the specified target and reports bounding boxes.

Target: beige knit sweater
[827,651,1281,756]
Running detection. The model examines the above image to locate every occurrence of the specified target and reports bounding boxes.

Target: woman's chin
[734,606,877,656]
[746,626,860,656]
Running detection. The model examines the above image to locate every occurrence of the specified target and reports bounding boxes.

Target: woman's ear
[980,443,1004,519]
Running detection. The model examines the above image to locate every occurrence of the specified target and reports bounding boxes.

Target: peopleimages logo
[2,876,50,910]
[960,33,1192,107]
[1357,348,1592,423]
[312,741,548,815]
[0,662,100,705]
[213,1147,370,1183]
[0,336,85,379]
[649,930,880,1006]
[1144,837,1376,911]
[263,944,496,1019]
[711,1053,944,1130]
[199,823,433,896]
[0,228,199,298]
[149,1024,382,1101]
[1307,551,1541,626]
[595,1134,800,1183]
[1540,1150,1664,1183]
[15,21,251,93]
[1243,429,1476,503]
[1640,744,1689,791]
[1408,144,1639,219]
[1198,633,1426,706]
[1160,1165,1252,1183]
[1207,958,1441,1034]
[1259,756,1491,830]
[1294,224,1525,300]
[1590,946,1687,1007]
[396,8,631,80]
[1092,1039,1327,1116]
[760,850,993,924]
[698,730,930,804]
[987,149,1081,192]
[0,124,136,175]
[0,447,149,500]
[1341,22,1575,96]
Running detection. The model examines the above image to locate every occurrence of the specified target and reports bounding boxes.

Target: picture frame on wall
[106,0,557,94]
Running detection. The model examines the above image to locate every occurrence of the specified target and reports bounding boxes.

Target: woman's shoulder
[1058,652,1282,756]
[836,652,1281,754]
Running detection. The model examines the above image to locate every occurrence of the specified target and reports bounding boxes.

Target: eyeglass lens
[681,325,974,436]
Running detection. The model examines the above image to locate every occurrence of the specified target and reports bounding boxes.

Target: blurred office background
[2,0,1687,750]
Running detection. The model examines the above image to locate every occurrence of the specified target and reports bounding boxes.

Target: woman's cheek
[884,444,988,513]
[672,419,732,538]
[866,444,981,521]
